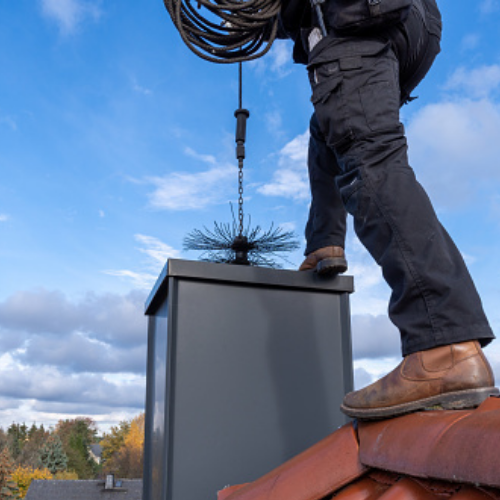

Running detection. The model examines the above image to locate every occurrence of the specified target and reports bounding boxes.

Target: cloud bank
[0,288,148,427]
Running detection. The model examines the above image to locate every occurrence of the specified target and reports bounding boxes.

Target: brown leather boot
[298,246,348,275]
[341,341,499,420]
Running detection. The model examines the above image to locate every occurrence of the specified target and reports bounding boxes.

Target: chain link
[238,159,244,236]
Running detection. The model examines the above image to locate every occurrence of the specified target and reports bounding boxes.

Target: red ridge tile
[358,397,500,489]
[218,424,366,500]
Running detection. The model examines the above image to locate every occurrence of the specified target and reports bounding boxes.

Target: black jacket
[278,0,312,63]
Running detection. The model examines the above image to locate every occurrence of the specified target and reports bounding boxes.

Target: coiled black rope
[163,0,281,63]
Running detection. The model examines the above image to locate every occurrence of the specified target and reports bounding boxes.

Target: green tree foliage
[17,425,49,469]
[55,418,99,479]
[0,431,8,456]
[0,448,21,499]
[37,435,68,474]
[6,425,22,461]
[0,414,145,484]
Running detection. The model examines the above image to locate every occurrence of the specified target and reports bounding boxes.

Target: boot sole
[316,257,348,276]
[340,386,500,420]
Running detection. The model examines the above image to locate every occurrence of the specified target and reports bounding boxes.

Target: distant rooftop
[25,479,142,500]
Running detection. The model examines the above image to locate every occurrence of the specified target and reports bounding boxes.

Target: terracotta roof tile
[217,424,366,500]
[218,485,250,500]
[216,398,500,500]
[358,397,500,488]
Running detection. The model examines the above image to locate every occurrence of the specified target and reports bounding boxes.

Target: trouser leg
[307,36,494,355]
[305,114,347,255]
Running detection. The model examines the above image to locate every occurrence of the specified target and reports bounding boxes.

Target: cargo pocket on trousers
[311,73,354,151]
[359,80,400,133]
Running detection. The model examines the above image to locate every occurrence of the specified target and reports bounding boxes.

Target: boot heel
[316,257,348,275]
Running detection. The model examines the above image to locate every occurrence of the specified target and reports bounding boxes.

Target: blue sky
[1,0,500,431]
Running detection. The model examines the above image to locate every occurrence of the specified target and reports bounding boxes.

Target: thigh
[308,36,401,154]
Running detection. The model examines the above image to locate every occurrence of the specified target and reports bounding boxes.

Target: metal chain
[238,159,244,236]
[237,62,245,237]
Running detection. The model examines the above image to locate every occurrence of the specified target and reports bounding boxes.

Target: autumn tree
[100,420,130,466]
[0,448,20,499]
[11,466,52,498]
[101,414,144,478]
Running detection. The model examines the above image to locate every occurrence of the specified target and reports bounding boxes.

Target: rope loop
[163,0,281,63]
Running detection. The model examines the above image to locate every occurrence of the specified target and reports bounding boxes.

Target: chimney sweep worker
[280,0,498,419]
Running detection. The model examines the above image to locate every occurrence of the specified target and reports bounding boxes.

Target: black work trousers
[304,0,495,355]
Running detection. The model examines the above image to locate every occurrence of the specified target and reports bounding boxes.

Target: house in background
[89,443,103,465]
[25,476,142,500]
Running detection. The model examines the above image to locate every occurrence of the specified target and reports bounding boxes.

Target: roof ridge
[358,397,500,488]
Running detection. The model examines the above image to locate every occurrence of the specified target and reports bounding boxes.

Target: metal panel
[149,298,170,500]
[143,260,353,500]
[145,259,354,315]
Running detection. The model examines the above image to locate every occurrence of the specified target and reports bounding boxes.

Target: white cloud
[349,260,383,292]
[250,40,294,78]
[351,314,400,359]
[353,357,400,388]
[269,40,293,76]
[105,234,181,289]
[104,269,158,290]
[17,332,146,374]
[278,221,297,232]
[184,146,217,166]
[353,367,373,390]
[461,252,477,266]
[40,0,101,34]
[0,365,144,409]
[135,234,181,267]
[258,131,309,200]
[258,168,309,199]
[0,214,9,222]
[146,157,235,210]
[345,229,389,316]
[0,289,147,347]
[0,288,148,427]
[445,65,500,99]
[407,98,500,208]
